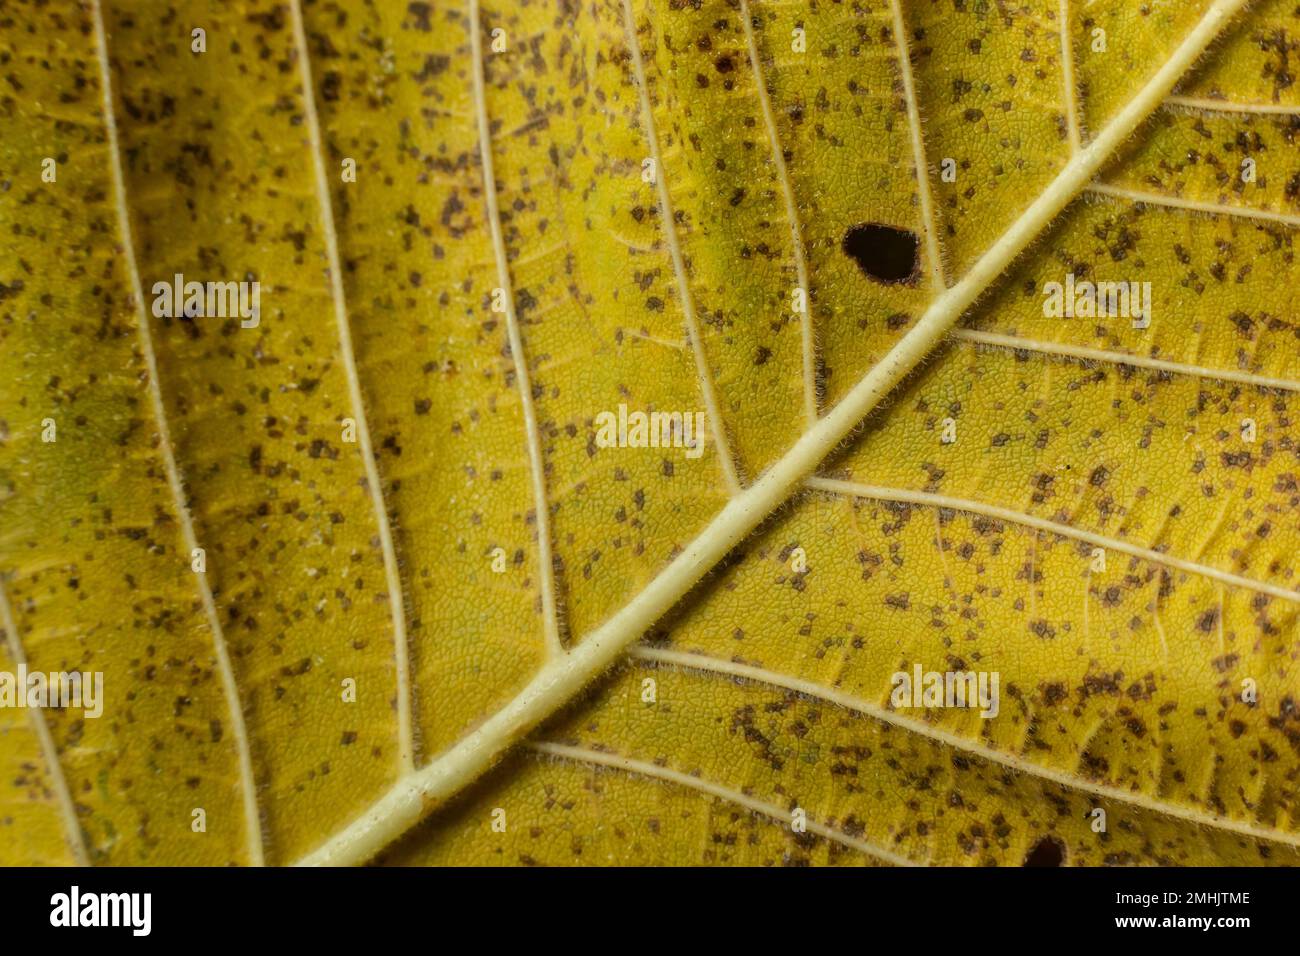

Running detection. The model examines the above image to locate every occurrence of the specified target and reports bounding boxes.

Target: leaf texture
[1,0,1299,867]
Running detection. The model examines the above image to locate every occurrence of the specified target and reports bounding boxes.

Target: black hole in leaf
[842,222,920,284]
[1024,836,1065,867]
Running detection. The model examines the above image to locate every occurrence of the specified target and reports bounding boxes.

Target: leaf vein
[953,329,1300,392]
[1087,182,1300,228]
[531,741,919,865]
[807,476,1300,603]
[0,579,88,865]
[738,0,819,425]
[470,0,565,658]
[620,0,743,492]
[632,647,1300,850]
[92,0,264,865]
[1058,0,1084,152]
[1165,94,1300,116]
[888,0,946,289]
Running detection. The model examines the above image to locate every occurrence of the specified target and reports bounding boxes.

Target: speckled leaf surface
[1,0,1298,867]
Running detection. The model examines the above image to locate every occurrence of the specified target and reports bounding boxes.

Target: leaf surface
[1,0,1298,866]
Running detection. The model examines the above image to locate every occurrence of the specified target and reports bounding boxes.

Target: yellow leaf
[1,0,1297,868]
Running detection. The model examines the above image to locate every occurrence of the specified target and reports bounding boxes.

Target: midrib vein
[888,0,945,288]
[0,579,88,865]
[620,0,742,493]
[531,742,917,865]
[631,647,1300,849]
[469,0,564,659]
[91,0,264,866]
[807,476,1300,603]
[295,0,1249,866]
[290,0,416,768]
[738,0,818,425]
